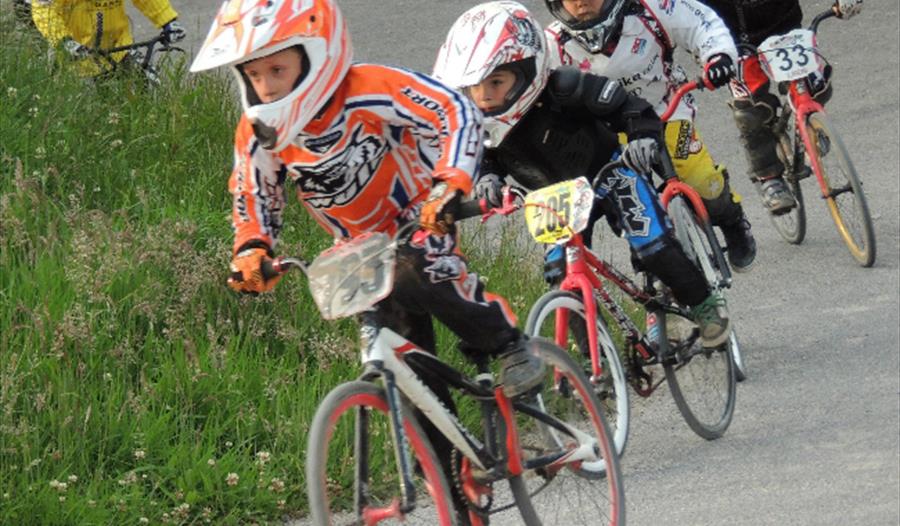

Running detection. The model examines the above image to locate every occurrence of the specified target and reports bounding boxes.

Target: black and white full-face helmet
[545,0,631,53]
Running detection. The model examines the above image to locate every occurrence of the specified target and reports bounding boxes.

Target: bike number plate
[307,232,396,320]
[524,177,594,244]
[758,29,822,82]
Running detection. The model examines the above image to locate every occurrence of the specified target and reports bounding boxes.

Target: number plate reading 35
[759,29,821,83]
[307,232,395,320]
[524,177,595,244]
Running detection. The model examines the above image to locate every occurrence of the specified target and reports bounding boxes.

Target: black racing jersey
[483,67,661,190]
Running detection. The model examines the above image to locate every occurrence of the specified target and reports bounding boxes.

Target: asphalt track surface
[130,1,900,524]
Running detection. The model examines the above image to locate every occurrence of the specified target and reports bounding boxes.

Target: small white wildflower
[225,472,239,486]
[225,441,233,448]
[32,94,40,101]
[34,146,46,159]
[67,475,77,484]
[104,372,112,381]
[255,451,270,465]
[7,87,17,98]
[2,493,9,499]
[207,458,216,466]
[133,449,145,460]
[107,112,120,125]
[268,478,285,493]
[28,107,38,117]
[110,139,123,149]
[139,518,149,525]
[58,496,66,502]
[49,480,60,489]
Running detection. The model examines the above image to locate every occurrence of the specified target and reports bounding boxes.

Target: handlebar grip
[657,149,678,181]
[260,258,281,280]
[456,199,487,221]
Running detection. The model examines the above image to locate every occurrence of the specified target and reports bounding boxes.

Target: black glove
[621,138,659,175]
[474,173,504,209]
[61,37,90,60]
[703,53,736,89]
[162,19,186,44]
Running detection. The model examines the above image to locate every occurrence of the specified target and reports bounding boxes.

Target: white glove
[474,172,505,209]
[835,0,862,19]
[621,138,659,175]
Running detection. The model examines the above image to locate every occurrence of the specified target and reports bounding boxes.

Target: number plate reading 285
[307,232,396,320]
[524,177,595,245]
[758,29,822,83]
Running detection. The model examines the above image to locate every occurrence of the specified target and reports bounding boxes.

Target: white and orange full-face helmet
[191,0,352,152]
[432,1,550,147]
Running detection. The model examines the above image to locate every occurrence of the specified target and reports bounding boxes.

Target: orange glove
[227,247,282,294]
[420,181,463,235]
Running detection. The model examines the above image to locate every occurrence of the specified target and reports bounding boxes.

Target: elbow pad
[549,67,628,116]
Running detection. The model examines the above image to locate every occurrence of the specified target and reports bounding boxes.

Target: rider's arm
[649,0,738,64]
[383,65,484,194]
[229,117,288,255]
[31,2,71,47]
[548,67,662,141]
[132,0,179,28]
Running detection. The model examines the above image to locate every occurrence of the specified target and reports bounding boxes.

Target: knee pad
[728,93,780,134]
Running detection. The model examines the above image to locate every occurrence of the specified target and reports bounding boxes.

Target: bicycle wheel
[510,338,625,526]
[805,112,876,267]
[665,197,737,439]
[768,121,808,244]
[307,381,457,526]
[524,290,630,458]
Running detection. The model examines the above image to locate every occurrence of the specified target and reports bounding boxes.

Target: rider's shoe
[690,294,731,348]
[759,177,797,216]
[498,338,546,399]
[720,214,757,272]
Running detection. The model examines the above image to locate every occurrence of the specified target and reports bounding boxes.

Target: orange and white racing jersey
[229,63,483,253]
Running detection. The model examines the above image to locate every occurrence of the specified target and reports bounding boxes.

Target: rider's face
[561,0,605,21]
[467,69,517,113]
[242,47,304,104]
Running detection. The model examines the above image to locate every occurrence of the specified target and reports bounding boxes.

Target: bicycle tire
[306,381,457,526]
[805,112,876,267]
[510,338,625,526]
[766,119,809,244]
[665,197,737,439]
[524,290,630,458]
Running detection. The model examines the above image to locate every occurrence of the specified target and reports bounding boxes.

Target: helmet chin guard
[545,0,631,53]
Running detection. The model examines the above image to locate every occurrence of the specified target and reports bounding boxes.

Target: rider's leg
[664,120,757,271]
[394,232,544,398]
[729,56,797,215]
[603,167,731,347]
[637,237,731,348]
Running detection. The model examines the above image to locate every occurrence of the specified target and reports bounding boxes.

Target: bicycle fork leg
[381,370,418,514]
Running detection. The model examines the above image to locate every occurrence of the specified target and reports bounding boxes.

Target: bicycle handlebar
[259,193,523,280]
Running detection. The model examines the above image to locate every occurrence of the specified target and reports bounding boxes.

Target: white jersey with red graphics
[545,0,737,122]
[229,63,482,252]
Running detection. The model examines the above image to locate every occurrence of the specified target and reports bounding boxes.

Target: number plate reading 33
[759,29,822,83]
[307,232,396,320]
[524,177,595,244]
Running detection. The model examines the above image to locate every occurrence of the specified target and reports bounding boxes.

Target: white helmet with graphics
[545,0,631,54]
[433,1,550,146]
[190,0,352,152]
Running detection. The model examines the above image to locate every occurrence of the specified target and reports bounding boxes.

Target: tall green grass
[0,13,546,525]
